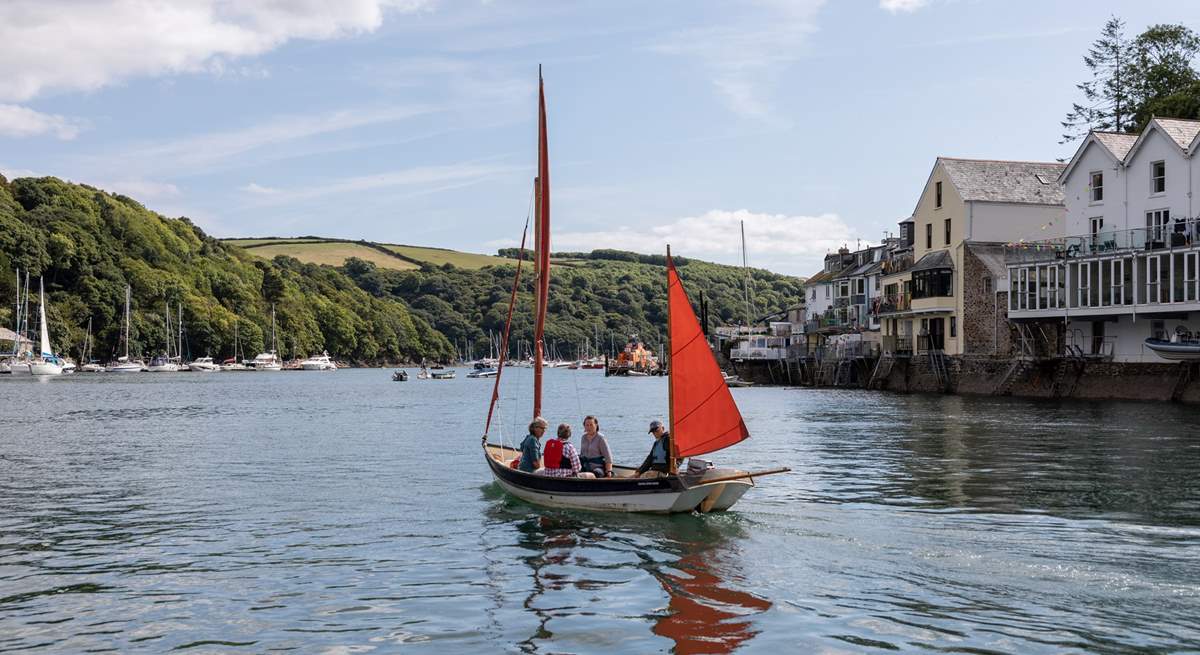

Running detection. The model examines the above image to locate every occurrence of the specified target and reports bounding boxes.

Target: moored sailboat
[29,278,64,376]
[107,285,146,373]
[481,71,786,513]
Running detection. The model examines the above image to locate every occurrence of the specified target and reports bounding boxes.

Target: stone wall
[961,246,1012,356]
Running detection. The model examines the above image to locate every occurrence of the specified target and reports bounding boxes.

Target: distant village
[724,117,1200,402]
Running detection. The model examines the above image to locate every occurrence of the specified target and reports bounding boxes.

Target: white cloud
[0,104,85,139]
[880,0,930,13]
[241,182,280,194]
[237,161,519,208]
[95,105,433,176]
[0,0,433,102]
[553,208,858,275]
[0,165,38,179]
[649,1,825,121]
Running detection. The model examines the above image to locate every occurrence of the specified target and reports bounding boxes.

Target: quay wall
[736,354,1200,404]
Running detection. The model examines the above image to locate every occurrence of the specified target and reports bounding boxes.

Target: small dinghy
[392,370,408,381]
[481,71,786,514]
[1145,332,1200,361]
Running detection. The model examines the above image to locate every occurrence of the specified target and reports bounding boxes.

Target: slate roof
[1092,131,1139,160]
[910,249,954,272]
[1153,118,1200,150]
[939,157,1066,206]
[964,242,1008,279]
[804,269,836,284]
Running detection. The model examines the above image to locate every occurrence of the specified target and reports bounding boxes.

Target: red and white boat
[481,71,786,513]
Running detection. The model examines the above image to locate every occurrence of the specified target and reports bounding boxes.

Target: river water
[1,368,1197,653]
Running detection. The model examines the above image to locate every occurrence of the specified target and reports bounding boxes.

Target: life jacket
[650,435,669,465]
[542,438,570,469]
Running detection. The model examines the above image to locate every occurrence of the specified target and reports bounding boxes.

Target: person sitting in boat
[541,423,594,478]
[518,417,548,473]
[636,420,672,478]
[579,415,613,478]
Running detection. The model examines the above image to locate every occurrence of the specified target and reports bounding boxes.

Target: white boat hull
[1145,339,1200,361]
[106,363,144,373]
[8,361,30,375]
[146,364,180,372]
[29,361,63,376]
[493,476,718,513]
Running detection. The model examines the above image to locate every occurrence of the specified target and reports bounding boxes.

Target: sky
[1,0,1198,276]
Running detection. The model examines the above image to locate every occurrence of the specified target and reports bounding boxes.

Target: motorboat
[1145,336,1200,361]
[431,369,456,380]
[467,367,498,378]
[301,351,337,371]
[723,372,754,388]
[481,72,787,514]
[79,361,106,373]
[392,370,408,381]
[220,357,250,372]
[146,355,179,372]
[188,356,221,372]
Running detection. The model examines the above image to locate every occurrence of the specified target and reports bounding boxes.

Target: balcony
[1005,220,1200,265]
[833,297,850,308]
[875,293,912,315]
[882,253,914,275]
[850,294,866,306]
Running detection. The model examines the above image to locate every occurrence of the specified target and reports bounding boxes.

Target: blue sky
[1,0,1197,275]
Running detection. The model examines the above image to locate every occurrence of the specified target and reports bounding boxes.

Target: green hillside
[227,237,514,270]
[0,176,453,364]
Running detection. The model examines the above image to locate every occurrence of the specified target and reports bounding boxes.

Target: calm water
[1,369,1198,653]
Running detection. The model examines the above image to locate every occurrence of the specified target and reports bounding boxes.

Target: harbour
[1,369,1197,652]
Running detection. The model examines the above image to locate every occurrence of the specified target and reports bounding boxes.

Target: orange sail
[667,256,750,458]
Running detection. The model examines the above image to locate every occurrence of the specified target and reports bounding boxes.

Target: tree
[1129,24,1200,128]
[1062,17,1134,142]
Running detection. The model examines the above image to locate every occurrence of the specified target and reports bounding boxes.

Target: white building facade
[1006,118,1200,362]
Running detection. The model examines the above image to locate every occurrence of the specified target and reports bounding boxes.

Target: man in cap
[635,420,672,478]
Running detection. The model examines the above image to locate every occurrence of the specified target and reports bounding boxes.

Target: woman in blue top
[518,417,548,473]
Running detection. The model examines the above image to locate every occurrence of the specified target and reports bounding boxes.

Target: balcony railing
[874,293,912,315]
[1006,219,1200,264]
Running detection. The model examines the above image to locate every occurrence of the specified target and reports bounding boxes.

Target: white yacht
[106,286,146,373]
[253,305,283,371]
[188,356,220,372]
[146,355,179,373]
[29,279,63,376]
[301,351,337,371]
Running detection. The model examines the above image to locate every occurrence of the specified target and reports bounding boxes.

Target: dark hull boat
[1145,338,1200,361]
[480,71,786,514]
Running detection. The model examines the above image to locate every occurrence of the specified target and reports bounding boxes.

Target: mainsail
[667,257,749,458]
[38,278,51,358]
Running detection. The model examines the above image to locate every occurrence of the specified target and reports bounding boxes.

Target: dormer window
[935,181,943,208]
[1090,171,1103,202]
[1152,161,1165,194]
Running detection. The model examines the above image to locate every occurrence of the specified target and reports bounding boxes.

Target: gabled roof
[1093,131,1139,160]
[910,249,954,272]
[804,269,836,284]
[1125,117,1200,162]
[938,157,1066,206]
[1059,131,1137,183]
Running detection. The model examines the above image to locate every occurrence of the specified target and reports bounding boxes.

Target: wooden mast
[533,66,550,420]
[666,244,677,475]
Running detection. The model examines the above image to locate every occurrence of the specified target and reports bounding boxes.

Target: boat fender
[509,457,521,469]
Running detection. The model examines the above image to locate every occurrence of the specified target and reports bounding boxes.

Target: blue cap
[648,420,664,433]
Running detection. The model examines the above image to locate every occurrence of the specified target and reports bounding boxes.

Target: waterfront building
[1004,118,1200,362]
[879,157,1066,356]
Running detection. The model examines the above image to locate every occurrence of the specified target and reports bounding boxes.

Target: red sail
[533,69,551,419]
[668,257,749,458]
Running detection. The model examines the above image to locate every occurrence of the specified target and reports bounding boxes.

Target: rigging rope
[483,188,534,442]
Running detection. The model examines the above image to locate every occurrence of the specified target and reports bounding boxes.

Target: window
[983,277,992,293]
[1147,209,1170,243]
[949,316,957,338]
[810,288,816,300]
[935,181,943,208]
[925,223,932,249]
[1090,217,1104,235]
[1152,161,1165,194]
[911,268,953,299]
[944,218,951,246]
[874,276,880,291]
[825,286,829,298]
[1089,171,1103,202]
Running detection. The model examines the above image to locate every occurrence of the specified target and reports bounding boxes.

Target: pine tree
[1062,17,1133,143]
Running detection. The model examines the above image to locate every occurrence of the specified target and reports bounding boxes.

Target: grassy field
[245,242,420,270]
[224,237,326,248]
[380,244,513,269]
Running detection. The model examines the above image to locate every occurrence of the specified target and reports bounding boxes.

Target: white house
[1006,117,1200,362]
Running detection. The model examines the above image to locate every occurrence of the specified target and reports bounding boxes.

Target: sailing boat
[5,270,32,375]
[252,305,282,371]
[29,278,64,376]
[481,71,787,513]
[221,319,250,371]
[147,300,180,372]
[107,285,146,373]
[79,317,104,372]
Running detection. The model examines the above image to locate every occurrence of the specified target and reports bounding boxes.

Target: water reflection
[488,494,771,654]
